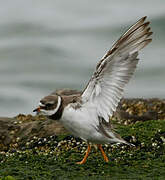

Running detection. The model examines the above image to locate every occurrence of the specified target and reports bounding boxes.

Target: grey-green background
[0,0,164,116]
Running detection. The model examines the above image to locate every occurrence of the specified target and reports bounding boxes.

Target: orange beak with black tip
[33,106,41,113]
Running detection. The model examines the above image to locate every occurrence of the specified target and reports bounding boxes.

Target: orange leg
[97,144,109,162]
[76,144,91,164]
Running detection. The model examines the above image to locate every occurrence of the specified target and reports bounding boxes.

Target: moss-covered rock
[0,98,165,179]
[0,119,165,179]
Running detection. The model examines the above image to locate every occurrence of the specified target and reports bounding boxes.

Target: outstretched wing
[81,16,152,122]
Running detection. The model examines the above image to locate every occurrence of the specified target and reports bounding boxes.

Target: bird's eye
[39,100,55,110]
[46,103,53,107]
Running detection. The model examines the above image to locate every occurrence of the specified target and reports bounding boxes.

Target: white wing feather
[81,16,152,122]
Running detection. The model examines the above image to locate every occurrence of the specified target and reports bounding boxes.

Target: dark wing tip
[140,39,152,50]
[147,38,152,43]
[137,16,147,25]
[142,16,147,21]
[147,31,153,36]
[143,21,150,27]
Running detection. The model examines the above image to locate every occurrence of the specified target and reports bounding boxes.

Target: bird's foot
[76,144,91,165]
[76,160,86,165]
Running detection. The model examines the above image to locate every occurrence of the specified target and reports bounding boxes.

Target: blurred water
[0,0,165,116]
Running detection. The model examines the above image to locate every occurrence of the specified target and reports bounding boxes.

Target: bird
[33,16,152,164]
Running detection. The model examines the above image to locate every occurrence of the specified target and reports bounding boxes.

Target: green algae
[0,119,165,180]
[0,176,16,180]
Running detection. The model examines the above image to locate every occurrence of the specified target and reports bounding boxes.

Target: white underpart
[61,103,127,144]
[41,96,61,116]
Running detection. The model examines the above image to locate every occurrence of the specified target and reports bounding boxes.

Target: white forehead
[39,102,44,106]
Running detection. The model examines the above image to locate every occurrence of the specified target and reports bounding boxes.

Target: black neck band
[49,96,63,120]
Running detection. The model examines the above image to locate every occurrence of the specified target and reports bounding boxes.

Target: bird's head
[33,94,62,119]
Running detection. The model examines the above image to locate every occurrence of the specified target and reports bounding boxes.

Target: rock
[0,115,67,151]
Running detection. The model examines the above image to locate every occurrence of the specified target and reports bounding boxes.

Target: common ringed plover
[33,16,152,164]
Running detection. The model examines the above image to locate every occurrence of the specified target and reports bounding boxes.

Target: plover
[33,16,152,164]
